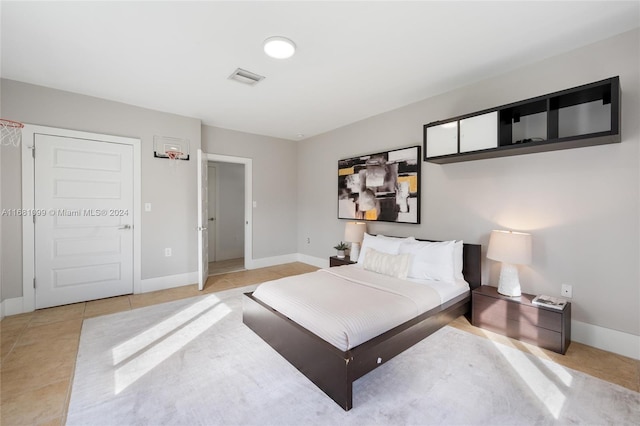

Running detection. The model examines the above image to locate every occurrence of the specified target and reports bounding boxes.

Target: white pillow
[454,240,464,280]
[363,248,410,280]
[399,240,456,282]
[357,233,404,266]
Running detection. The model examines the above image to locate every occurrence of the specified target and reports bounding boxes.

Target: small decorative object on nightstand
[329,256,356,267]
[333,241,349,259]
[472,286,571,354]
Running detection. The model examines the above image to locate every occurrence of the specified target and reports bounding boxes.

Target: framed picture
[338,146,421,224]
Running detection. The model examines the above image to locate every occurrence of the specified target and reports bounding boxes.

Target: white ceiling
[2,1,639,141]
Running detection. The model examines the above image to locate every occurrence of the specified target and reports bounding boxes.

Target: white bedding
[252,265,469,351]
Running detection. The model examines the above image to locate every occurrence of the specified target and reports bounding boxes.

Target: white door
[207,164,216,263]
[196,149,209,290]
[34,134,134,309]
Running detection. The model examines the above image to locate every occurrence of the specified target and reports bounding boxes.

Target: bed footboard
[243,293,355,410]
[243,291,470,411]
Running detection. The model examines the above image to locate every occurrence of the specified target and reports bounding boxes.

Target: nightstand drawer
[477,317,563,352]
[473,295,563,332]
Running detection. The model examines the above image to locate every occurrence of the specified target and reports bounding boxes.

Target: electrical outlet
[561,284,572,298]
[165,248,172,257]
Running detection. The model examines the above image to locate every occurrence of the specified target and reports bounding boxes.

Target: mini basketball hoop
[166,150,184,160]
[0,118,25,147]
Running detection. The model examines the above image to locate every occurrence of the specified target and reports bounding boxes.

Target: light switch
[252,201,257,208]
[145,203,151,212]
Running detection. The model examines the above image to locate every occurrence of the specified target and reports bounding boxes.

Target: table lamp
[487,230,532,297]
[344,222,366,261]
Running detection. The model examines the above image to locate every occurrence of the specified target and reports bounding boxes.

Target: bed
[242,236,481,411]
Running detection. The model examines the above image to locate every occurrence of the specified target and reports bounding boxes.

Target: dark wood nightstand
[472,286,571,354]
[329,256,356,267]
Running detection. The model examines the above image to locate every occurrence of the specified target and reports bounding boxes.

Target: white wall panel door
[34,134,134,308]
[196,149,209,290]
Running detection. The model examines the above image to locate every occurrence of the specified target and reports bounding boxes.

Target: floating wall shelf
[423,77,621,164]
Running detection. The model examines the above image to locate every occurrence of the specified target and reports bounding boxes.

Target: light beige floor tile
[1,312,33,333]
[29,303,86,327]
[1,340,78,398]
[1,379,69,426]
[15,319,82,347]
[84,295,131,318]
[1,328,22,361]
[268,262,319,276]
[129,285,200,309]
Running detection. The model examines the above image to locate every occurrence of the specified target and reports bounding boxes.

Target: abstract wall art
[338,146,421,224]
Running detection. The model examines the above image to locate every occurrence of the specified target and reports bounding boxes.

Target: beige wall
[0,80,201,299]
[297,29,640,337]
[202,125,298,259]
[210,161,245,261]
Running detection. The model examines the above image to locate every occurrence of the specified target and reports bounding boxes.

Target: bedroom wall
[297,29,640,346]
[0,79,201,301]
[202,125,298,260]
[210,161,245,261]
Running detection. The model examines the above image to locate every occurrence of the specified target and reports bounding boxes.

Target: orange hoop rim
[0,118,25,129]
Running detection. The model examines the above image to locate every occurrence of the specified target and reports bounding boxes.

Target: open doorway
[208,161,245,276]
[197,150,253,291]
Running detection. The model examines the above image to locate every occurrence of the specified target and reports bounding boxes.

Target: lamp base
[497,263,522,297]
[350,242,361,262]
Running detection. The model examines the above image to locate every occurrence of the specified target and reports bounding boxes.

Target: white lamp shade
[344,222,366,243]
[487,230,532,265]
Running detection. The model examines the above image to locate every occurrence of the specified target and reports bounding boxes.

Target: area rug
[67,285,639,425]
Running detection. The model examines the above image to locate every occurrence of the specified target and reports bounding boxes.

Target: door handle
[198,226,208,231]
[118,224,131,230]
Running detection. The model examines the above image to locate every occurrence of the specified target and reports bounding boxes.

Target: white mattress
[252,265,469,351]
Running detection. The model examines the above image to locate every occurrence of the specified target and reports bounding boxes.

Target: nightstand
[329,256,356,267]
[472,286,571,354]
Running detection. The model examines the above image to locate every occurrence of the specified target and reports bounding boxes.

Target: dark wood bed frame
[242,241,481,411]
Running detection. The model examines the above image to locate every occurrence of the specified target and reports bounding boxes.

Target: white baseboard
[139,271,199,294]
[246,254,299,269]
[1,296,26,317]
[296,254,329,269]
[571,320,639,360]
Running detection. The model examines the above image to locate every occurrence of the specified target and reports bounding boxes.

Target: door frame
[21,124,142,312]
[204,153,252,269]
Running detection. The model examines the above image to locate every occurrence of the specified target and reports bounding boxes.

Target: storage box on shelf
[424,76,620,164]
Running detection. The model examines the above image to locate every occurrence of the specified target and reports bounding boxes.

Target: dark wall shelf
[424,77,621,164]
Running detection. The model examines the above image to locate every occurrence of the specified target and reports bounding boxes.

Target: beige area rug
[67,285,639,425]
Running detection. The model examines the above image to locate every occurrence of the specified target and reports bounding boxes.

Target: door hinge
[33,215,36,224]
[33,278,36,288]
[30,146,35,159]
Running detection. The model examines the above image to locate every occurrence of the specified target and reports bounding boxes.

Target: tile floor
[1,262,638,425]
[208,257,245,276]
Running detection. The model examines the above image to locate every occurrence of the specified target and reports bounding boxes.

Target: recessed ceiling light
[263,36,296,59]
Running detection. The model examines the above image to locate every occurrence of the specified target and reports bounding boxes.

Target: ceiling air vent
[228,68,265,86]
